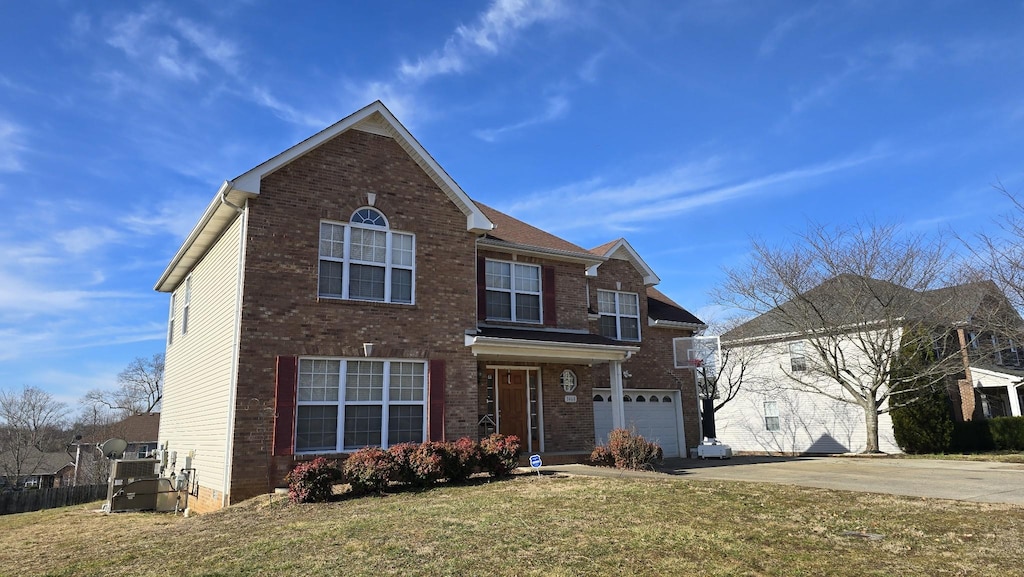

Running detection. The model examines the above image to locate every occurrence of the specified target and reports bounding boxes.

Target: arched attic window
[318,207,415,304]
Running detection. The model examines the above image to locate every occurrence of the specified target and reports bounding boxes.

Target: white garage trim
[593,388,686,458]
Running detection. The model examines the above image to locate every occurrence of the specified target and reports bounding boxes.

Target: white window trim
[485,258,543,324]
[295,358,428,454]
[789,341,806,372]
[167,293,176,345]
[318,211,416,305]
[764,400,781,432]
[182,276,191,336]
[597,289,641,342]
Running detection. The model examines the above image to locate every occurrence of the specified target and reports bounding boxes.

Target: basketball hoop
[688,358,704,368]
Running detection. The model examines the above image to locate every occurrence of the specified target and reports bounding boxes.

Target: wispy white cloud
[398,0,565,83]
[577,50,607,83]
[121,195,210,239]
[760,6,819,57]
[54,226,123,255]
[504,151,884,236]
[249,87,333,129]
[473,95,569,142]
[0,118,26,172]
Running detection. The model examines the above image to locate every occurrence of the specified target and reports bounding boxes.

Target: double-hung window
[295,358,426,453]
[597,290,640,341]
[167,293,175,345]
[764,400,780,432]
[789,341,806,372]
[182,277,191,335]
[485,259,541,323]
[318,208,415,304]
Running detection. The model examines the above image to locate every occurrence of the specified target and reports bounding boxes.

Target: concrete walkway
[537,456,1024,505]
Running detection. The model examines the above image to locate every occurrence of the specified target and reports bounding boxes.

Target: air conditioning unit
[105,458,160,513]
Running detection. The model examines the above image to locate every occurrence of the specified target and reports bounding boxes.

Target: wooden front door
[497,369,528,443]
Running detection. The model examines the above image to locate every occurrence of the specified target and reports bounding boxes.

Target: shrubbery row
[285,434,521,503]
[589,428,663,470]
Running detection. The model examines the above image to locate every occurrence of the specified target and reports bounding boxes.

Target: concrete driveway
[544,456,1024,505]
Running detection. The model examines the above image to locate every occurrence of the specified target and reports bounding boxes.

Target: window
[485,259,541,323]
[318,208,415,304]
[597,290,640,341]
[295,358,426,452]
[993,335,1003,365]
[1011,340,1020,365]
[182,277,192,335]
[764,401,780,432]
[167,293,175,345]
[789,341,806,372]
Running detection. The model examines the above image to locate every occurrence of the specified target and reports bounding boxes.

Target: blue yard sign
[529,454,542,474]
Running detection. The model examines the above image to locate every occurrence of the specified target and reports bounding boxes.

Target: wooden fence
[0,484,106,515]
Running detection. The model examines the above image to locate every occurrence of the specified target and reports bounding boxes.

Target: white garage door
[593,389,683,458]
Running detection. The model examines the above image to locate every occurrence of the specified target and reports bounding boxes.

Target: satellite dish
[100,438,128,459]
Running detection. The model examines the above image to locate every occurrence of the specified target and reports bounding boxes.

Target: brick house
[156,101,704,511]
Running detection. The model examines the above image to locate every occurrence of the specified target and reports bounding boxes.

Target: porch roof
[466,327,639,363]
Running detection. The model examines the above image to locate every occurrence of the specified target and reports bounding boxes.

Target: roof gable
[156,101,493,292]
[587,238,661,285]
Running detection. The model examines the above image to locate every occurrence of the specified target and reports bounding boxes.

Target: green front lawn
[3,474,1022,576]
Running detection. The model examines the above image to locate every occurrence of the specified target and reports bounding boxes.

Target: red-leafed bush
[444,437,482,483]
[588,445,615,467]
[480,433,521,478]
[409,442,447,486]
[343,447,397,495]
[285,457,342,503]
[603,428,663,470]
[387,442,420,485]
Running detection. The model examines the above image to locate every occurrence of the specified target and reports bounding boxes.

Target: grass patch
[882,452,1024,464]
[2,474,1022,576]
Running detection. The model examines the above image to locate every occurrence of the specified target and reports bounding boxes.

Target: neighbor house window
[485,259,541,323]
[295,358,426,452]
[993,335,1003,365]
[167,293,175,345]
[764,400,780,432]
[598,290,640,341]
[1011,339,1020,365]
[182,277,192,335]
[789,341,806,372]
[318,208,415,304]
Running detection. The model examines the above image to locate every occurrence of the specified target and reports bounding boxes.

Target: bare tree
[714,222,969,453]
[0,386,69,487]
[84,353,164,417]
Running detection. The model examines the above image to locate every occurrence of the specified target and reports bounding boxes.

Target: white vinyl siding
[160,214,244,500]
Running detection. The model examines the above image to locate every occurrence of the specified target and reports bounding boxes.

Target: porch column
[1009,383,1023,417]
[609,360,625,429]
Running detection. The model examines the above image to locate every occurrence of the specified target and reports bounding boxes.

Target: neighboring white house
[713,276,1023,455]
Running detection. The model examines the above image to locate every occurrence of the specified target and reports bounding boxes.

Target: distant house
[69,413,160,485]
[0,450,73,490]
[716,276,1023,455]
[155,101,705,512]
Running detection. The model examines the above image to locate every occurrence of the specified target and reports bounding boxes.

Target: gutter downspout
[221,185,246,507]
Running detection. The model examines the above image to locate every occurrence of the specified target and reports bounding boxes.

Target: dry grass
[884,452,1024,464]
[2,474,1022,576]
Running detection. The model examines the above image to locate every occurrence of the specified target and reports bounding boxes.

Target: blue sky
[2,1,1023,411]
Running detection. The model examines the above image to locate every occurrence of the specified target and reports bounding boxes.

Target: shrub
[605,428,663,470]
[387,442,420,485]
[343,447,397,495]
[480,433,521,478]
[409,442,447,486]
[444,437,481,483]
[951,420,995,452]
[589,445,615,467]
[989,416,1024,451]
[285,457,342,504]
[891,385,955,454]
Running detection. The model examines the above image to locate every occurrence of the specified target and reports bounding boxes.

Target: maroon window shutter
[477,256,488,320]
[542,266,557,326]
[273,356,298,456]
[428,359,446,442]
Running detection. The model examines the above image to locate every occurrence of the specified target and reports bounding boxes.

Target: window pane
[597,291,616,314]
[346,361,384,401]
[485,260,511,289]
[349,264,385,301]
[516,293,541,322]
[319,223,345,259]
[350,228,386,263]
[389,362,424,401]
[765,416,780,432]
[391,269,412,304]
[388,405,424,445]
[514,264,540,293]
[599,316,618,339]
[620,317,640,341]
[344,405,382,449]
[392,233,414,267]
[298,359,340,401]
[486,290,512,319]
[296,405,338,452]
[620,293,639,316]
[319,261,343,297]
[351,208,386,226]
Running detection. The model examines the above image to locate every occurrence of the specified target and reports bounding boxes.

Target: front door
[497,369,528,443]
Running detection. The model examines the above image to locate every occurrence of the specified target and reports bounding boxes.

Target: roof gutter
[477,237,606,266]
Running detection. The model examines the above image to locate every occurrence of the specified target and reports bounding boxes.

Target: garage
[593,388,686,458]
